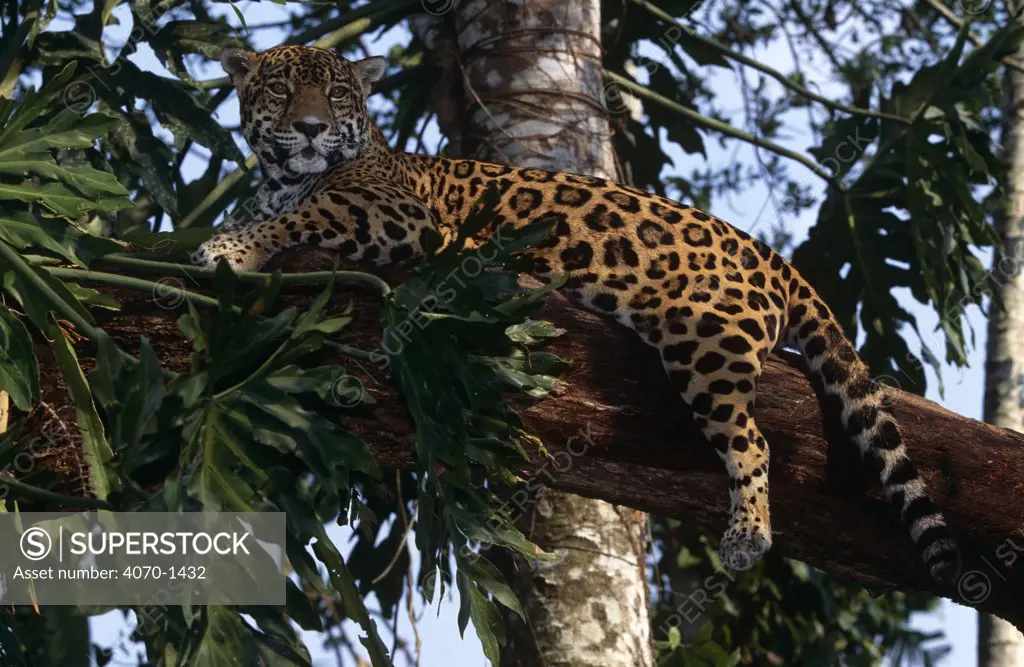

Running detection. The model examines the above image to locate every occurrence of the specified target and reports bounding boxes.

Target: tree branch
[26,249,1024,631]
[629,0,911,125]
[920,0,1024,75]
[602,70,840,186]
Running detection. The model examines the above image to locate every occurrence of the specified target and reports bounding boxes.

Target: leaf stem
[0,241,106,343]
[326,341,377,361]
[0,475,113,510]
[44,266,222,310]
[95,254,393,296]
[40,264,384,361]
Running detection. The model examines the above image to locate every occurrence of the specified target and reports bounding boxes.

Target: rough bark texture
[981,0,1024,662]
[454,1,616,177]
[26,260,1024,635]
[449,2,655,665]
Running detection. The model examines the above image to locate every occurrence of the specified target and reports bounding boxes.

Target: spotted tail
[786,281,961,586]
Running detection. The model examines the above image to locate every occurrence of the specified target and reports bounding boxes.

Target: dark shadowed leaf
[0,304,39,411]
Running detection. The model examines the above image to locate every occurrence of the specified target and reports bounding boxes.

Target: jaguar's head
[221,45,386,175]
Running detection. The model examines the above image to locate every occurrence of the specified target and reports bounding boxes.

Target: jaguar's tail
[786,278,961,586]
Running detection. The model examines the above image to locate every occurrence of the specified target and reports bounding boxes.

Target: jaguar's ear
[352,56,386,96]
[221,47,256,85]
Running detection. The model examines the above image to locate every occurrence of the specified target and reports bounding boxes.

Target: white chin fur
[286,155,329,174]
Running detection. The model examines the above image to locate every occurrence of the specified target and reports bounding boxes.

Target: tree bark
[448,3,655,665]
[981,0,1024,663]
[26,264,1024,635]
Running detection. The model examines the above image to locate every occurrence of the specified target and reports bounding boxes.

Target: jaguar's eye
[328,85,349,99]
[268,82,289,96]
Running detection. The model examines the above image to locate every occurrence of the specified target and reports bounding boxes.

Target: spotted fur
[194,45,961,585]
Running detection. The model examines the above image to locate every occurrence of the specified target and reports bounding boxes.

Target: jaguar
[193,44,961,585]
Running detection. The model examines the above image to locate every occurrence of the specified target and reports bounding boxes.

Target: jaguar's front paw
[192,236,265,272]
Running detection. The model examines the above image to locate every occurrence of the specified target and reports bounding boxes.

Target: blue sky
[78,1,993,664]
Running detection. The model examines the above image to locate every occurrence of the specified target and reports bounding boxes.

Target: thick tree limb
[27,251,1024,632]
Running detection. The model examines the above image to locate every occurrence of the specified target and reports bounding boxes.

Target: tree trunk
[980,1,1024,664]
[450,2,655,665]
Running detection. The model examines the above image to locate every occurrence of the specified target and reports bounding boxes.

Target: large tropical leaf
[0,304,39,411]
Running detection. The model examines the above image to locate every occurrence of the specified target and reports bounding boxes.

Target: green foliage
[0,68,129,504]
[652,530,949,667]
[794,22,1024,392]
[0,61,127,255]
[1,180,568,665]
[378,187,567,663]
[53,327,119,499]
[0,64,127,215]
[0,607,93,667]
[0,304,39,411]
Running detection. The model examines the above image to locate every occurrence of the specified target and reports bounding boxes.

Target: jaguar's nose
[293,120,327,138]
